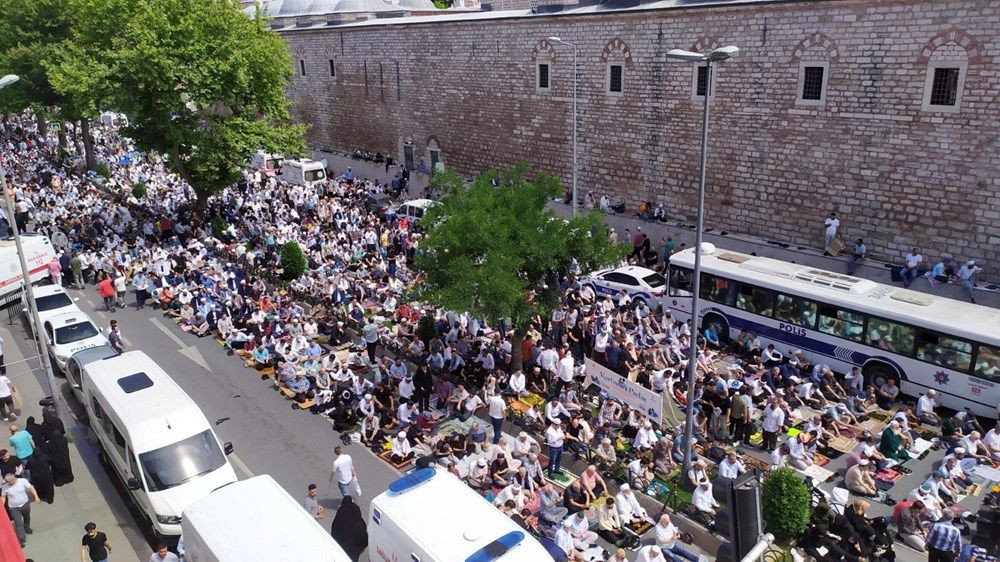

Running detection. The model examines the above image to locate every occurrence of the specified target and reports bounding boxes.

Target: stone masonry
[281,0,1000,274]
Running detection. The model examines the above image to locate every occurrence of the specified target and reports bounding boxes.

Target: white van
[181,475,352,562]
[0,233,55,301]
[82,351,238,539]
[280,159,326,187]
[369,467,551,562]
[394,198,437,225]
[249,151,284,176]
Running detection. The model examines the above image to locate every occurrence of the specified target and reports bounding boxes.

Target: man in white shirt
[636,545,666,562]
[983,426,1000,461]
[959,431,991,462]
[390,431,413,463]
[537,343,558,374]
[760,398,785,451]
[916,390,940,425]
[691,478,719,520]
[545,399,571,425]
[546,420,566,477]
[824,212,840,248]
[760,345,782,368]
[554,519,578,556]
[487,393,506,445]
[787,435,813,470]
[655,513,699,562]
[566,511,599,551]
[614,484,650,526]
[1,474,38,546]
[512,431,540,462]
[633,421,657,451]
[329,446,356,497]
[556,350,575,396]
[900,248,923,288]
[505,370,527,397]
[718,451,746,480]
[0,371,15,422]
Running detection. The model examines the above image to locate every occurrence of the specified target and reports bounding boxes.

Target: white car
[25,284,82,333]
[42,312,108,373]
[581,265,668,307]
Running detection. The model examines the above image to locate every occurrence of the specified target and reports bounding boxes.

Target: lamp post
[0,74,63,417]
[664,46,739,476]
[546,37,578,217]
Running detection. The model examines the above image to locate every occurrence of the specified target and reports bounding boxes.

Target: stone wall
[282,0,1000,273]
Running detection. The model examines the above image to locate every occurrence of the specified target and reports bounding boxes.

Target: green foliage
[211,217,230,239]
[415,163,624,332]
[416,314,438,347]
[95,162,111,178]
[131,182,148,199]
[761,467,812,540]
[279,242,307,280]
[47,0,306,202]
[432,0,453,8]
[0,0,76,119]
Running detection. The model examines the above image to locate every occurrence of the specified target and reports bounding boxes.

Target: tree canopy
[46,0,306,200]
[415,164,624,342]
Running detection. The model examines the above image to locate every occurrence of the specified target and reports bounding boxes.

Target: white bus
[667,244,1000,417]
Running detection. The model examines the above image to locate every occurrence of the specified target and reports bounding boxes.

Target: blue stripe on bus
[704,308,996,409]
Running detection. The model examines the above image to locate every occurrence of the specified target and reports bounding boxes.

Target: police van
[369,467,551,561]
[82,351,237,540]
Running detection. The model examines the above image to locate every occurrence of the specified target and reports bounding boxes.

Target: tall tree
[0,0,77,146]
[415,164,625,368]
[48,0,306,203]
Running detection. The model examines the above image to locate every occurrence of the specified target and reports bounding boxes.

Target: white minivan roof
[83,351,212,453]
[182,475,351,561]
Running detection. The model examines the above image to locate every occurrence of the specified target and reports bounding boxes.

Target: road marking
[149,317,186,347]
[229,453,255,478]
[85,298,96,307]
[179,345,210,371]
[93,310,107,320]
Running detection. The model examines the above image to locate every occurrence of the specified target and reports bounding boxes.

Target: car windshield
[304,169,325,182]
[643,273,667,288]
[54,322,99,344]
[139,430,226,492]
[35,293,73,312]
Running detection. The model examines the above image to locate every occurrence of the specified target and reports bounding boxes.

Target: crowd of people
[2,110,999,562]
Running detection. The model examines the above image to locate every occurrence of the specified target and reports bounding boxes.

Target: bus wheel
[864,362,898,390]
[702,313,731,344]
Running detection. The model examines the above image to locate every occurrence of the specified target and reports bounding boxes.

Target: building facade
[281,0,1000,272]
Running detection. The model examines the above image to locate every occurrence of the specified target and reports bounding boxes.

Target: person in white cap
[554,519,577,555]
[512,431,540,463]
[916,390,941,425]
[615,484,650,527]
[957,260,981,302]
[389,431,412,463]
[636,545,665,562]
[845,458,877,497]
[691,478,719,522]
[494,482,529,510]
[466,458,489,490]
[633,420,657,450]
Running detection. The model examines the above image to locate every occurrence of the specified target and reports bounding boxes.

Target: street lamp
[664,45,739,476]
[546,37,579,217]
[0,74,63,417]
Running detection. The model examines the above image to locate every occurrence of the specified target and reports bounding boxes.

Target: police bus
[666,244,1000,417]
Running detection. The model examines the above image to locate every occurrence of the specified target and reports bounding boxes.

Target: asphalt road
[65,288,406,561]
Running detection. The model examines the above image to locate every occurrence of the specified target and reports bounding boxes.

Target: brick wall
[282,0,1000,273]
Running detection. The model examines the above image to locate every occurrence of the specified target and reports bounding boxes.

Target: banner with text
[583,359,664,424]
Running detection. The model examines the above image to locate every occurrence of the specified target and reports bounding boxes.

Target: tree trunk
[509,327,526,372]
[81,119,96,171]
[35,112,45,135]
[57,123,67,150]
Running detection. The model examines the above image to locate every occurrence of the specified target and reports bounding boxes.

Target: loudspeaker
[715,541,734,562]
[731,478,763,560]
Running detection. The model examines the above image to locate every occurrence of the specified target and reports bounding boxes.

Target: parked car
[24,284,82,335]
[580,265,668,308]
[42,312,108,373]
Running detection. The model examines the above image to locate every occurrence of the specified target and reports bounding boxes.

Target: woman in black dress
[24,417,55,504]
[41,407,74,486]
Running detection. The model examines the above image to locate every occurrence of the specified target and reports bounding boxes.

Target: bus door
[667,266,694,318]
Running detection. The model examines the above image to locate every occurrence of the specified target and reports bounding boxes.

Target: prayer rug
[377,450,413,471]
[812,452,832,467]
[828,436,860,454]
[797,464,835,483]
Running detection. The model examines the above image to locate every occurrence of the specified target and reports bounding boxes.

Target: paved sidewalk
[0,317,149,561]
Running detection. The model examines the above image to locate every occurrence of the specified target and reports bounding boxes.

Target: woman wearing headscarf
[24,417,54,504]
[330,495,367,561]
[40,407,73,486]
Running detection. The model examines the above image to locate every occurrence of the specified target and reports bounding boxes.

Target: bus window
[700,274,733,305]
[735,284,775,317]
[669,267,692,295]
[916,332,972,373]
[866,318,915,356]
[775,293,817,329]
[973,345,1000,382]
[818,306,864,342]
